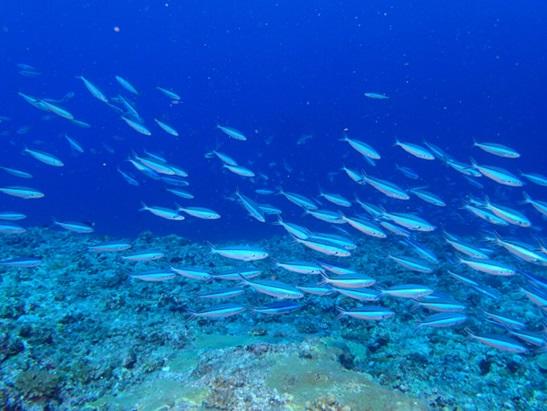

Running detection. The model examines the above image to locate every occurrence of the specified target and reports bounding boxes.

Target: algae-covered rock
[15,368,61,402]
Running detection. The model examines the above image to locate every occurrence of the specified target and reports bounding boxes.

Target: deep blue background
[0,1,546,240]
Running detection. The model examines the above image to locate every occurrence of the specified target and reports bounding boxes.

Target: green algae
[265,341,427,411]
[86,335,426,411]
[84,333,262,410]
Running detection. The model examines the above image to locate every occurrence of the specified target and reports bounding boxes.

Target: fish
[380,221,411,237]
[258,204,282,215]
[88,241,132,253]
[206,150,239,166]
[416,297,466,313]
[418,312,468,328]
[121,116,152,136]
[470,160,523,187]
[508,329,546,347]
[521,172,547,186]
[275,261,324,275]
[520,286,546,309]
[214,269,262,281]
[0,223,26,234]
[133,155,174,175]
[354,198,383,218]
[409,188,446,207]
[361,173,410,200]
[388,255,434,273]
[115,75,139,95]
[240,276,304,299]
[69,118,91,128]
[0,211,27,221]
[115,94,142,121]
[23,148,64,167]
[306,209,345,224]
[489,234,547,266]
[189,303,246,319]
[122,250,165,262]
[483,311,525,330]
[118,168,140,186]
[77,75,109,103]
[154,119,179,137]
[319,191,352,207]
[473,140,520,158]
[401,239,439,264]
[341,166,364,184]
[444,231,492,259]
[217,125,247,141]
[166,187,194,199]
[65,134,84,153]
[339,136,381,160]
[336,305,394,321]
[171,266,212,281]
[294,236,352,257]
[131,270,176,282]
[342,215,387,238]
[253,301,302,315]
[199,287,245,300]
[274,217,311,239]
[382,284,434,299]
[395,140,435,160]
[395,164,420,180]
[278,189,318,210]
[446,159,482,177]
[177,206,221,220]
[140,203,184,220]
[333,287,382,301]
[0,166,33,179]
[235,190,265,222]
[223,164,255,178]
[462,204,509,226]
[156,86,181,101]
[364,92,389,100]
[313,233,356,250]
[458,257,516,276]
[482,198,531,227]
[466,330,528,354]
[54,220,94,234]
[321,273,376,288]
[41,101,74,120]
[522,192,547,217]
[381,211,436,232]
[0,186,44,199]
[297,285,335,296]
[0,257,42,268]
[210,245,268,261]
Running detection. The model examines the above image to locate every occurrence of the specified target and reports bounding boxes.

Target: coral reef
[0,228,545,410]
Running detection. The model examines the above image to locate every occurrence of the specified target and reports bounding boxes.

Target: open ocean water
[0,1,546,410]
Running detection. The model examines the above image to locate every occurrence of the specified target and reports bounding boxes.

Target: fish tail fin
[409,302,421,313]
[139,201,148,211]
[271,215,283,226]
[463,327,475,338]
[522,191,532,204]
[469,157,478,168]
[335,306,346,320]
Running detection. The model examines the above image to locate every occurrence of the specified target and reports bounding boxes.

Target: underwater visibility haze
[0,1,546,410]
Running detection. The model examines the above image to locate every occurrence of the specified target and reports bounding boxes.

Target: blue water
[2,3,547,409]
[1,1,546,240]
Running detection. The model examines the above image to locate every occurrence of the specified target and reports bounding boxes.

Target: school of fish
[1,67,546,357]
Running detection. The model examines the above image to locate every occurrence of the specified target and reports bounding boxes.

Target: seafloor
[0,228,545,411]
